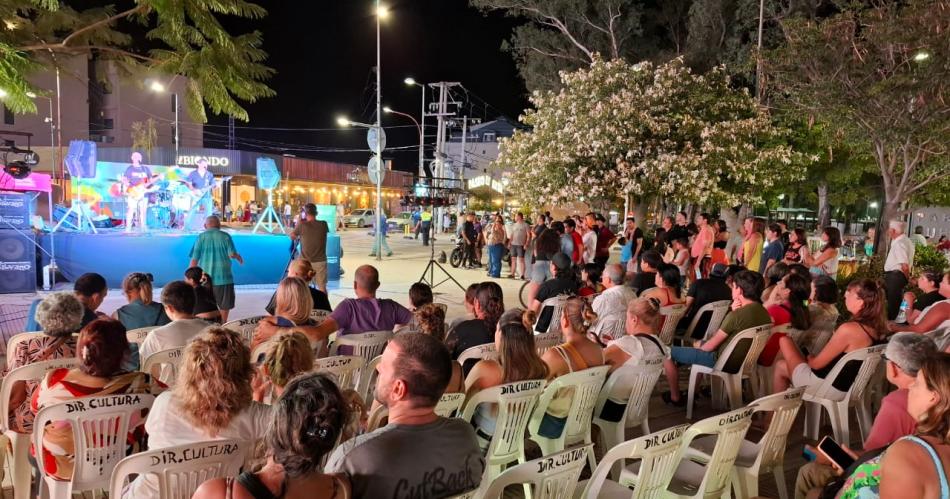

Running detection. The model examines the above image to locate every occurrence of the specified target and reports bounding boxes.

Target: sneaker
[661,391,686,407]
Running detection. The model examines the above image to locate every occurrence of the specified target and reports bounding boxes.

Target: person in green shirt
[661,269,771,406]
[189,216,243,322]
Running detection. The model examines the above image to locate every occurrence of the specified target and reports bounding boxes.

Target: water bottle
[896,299,908,324]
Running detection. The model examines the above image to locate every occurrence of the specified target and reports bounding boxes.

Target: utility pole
[228,115,236,150]
[458,116,467,215]
[428,81,460,233]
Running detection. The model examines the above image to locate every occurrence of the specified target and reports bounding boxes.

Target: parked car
[387,211,414,232]
[344,209,375,228]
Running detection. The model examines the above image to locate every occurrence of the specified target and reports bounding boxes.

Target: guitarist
[122,151,153,233]
[183,158,218,230]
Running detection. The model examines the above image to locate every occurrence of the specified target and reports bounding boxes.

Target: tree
[768,0,950,242]
[130,118,158,162]
[496,57,813,211]
[0,0,275,121]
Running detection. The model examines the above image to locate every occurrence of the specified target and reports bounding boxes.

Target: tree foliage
[496,57,813,209]
[0,0,275,121]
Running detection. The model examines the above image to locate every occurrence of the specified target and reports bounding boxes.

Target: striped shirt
[189,228,238,285]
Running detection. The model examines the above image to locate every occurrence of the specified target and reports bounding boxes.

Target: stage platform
[39,229,341,288]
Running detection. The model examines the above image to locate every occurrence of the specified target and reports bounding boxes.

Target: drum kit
[109,177,198,230]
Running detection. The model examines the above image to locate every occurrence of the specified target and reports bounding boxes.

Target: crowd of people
[4,207,950,499]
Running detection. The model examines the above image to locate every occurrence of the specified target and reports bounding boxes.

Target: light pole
[404,77,426,177]
[372,1,388,262]
[383,105,422,167]
[147,80,179,163]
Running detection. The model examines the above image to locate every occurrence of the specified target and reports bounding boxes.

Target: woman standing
[691,213,715,279]
[738,217,765,272]
[804,227,842,278]
[485,214,507,279]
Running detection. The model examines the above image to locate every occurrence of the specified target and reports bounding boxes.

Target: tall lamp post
[403,77,426,177]
[147,80,179,163]
[383,105,422,165]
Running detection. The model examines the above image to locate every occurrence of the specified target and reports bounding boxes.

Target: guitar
[187,176,233,201]
[125,174,165,201]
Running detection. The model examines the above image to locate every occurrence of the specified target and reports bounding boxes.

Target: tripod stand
[418,225,464,291]
[252,189,285,234]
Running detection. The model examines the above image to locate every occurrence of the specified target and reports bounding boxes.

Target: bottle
[896,299,908,324]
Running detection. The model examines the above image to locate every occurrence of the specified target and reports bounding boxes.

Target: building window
[483,132,496,142]
[103,118,114,130]
[2,105,13,125]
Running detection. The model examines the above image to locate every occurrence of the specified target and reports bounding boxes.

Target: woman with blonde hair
[273,277,316,328]
[542,296,606,378]
[114,272,170,329]
[604,297,670,372]
[265,260,332,316]
[253,331,314,402]
[126,327,270,498]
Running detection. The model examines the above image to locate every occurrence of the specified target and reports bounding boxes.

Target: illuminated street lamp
[146,79,179,162]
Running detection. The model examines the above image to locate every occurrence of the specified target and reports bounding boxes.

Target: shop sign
[468,175,504,193]
[177,155,230,167]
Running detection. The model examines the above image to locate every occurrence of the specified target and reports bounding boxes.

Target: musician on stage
[121,151,152,233]
[183,158,217,230]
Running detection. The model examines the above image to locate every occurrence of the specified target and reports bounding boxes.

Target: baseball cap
[552,252,572,271]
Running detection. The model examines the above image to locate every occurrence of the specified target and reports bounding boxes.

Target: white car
[344,209,375,228]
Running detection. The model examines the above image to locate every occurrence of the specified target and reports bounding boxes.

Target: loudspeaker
[256,157,280,190]
[64,140,97,179]
[0,192,31,230]
[0,230,37,294]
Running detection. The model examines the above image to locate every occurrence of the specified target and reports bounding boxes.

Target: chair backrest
[221,315,267,344]
[109,439,247,499]
[142,347,185,390]
[5,331,43,368]
[583,424,689,498]
[534,296,568,334]
[480,444,593,499]
[366,404,388,432]
[684,300,732,341]
[811,344,886,402]
[713,324,772,375]
[34,393,155,493]
[593,356,665,431]
[0,357,79,432]
[592,314,626,344]
[534,331,562,355]
[313,355,366,391]
[434,392,466,418]
[677,406,756,498]
[657,304,688,345]
[329,330,392,361]
[309,309,331,323]
[125,327,154,345]
[528,366,610,449]
[928,327,950,352]
[746,388,805,472]
[460,379,546,467]
[457,343,498,367]
[356,354,383,405]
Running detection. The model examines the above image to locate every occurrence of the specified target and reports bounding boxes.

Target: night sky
[205,0,530,172]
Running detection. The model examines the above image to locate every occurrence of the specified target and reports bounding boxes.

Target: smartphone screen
[534,305,554,333]
[817,436,855,470]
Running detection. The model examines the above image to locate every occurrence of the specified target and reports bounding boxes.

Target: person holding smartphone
[795,333,937,498]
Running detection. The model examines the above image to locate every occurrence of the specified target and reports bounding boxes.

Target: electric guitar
[125,174,165,201]
[187,176,232,201]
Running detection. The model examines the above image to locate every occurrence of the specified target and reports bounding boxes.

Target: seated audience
[904,269,946,324]
[678,263,735,336]
[802,275,841,347]
[271,277,317,328]
[126,328,271,498]
[795,333,936,498]
[641,263,686,307]
[630,250,663,295]
[890,271,949,335]
[326,333,485,498]
[253,331,314,402]
[758,273,813,366]
[671,238,690,283]
[761,261,790,306]
[4,292,82,433]
[542,297,605,378]
[113,272,170,330]
[139,280,211,362]
[33,318,149,481]
[409,282,434,310]
[592,264,636,319]
[414,303,464,393]
[662,270,771,406]
[578,263,603,297]
[448,283,479,334]
[446,282,504,372]
[74,272,109,328]
[254,265,411,347]
[264,260,332,316]
[773,278,887,395]
[604,297,670,372]
[195,372,351,499]
[530,252,579,312]
[184,267,221,322]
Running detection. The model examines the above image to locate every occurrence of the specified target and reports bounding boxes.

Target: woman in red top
[758,273,813,366]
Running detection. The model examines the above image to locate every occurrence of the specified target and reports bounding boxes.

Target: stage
[38,229,341,288]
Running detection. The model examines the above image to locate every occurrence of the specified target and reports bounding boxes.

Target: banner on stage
[72,161,201,219]
[0,172,52,193]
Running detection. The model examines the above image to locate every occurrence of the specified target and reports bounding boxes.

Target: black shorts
[212,284,236,310]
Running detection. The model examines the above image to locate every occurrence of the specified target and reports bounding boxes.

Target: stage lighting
[4,161,31,179]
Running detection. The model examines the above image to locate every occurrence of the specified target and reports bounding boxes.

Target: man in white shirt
[139,280,211,362]
[884,219,915,321]
[593,264,636,318]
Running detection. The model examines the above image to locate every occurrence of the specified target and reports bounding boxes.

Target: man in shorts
[508,212,529,279]
[189,216,243,323]
[291,203,329,292]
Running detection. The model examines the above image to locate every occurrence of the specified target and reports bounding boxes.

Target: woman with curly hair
[194,372,351,499]
[126,327,270,498]
[414,303,464,393]
[542,296,605,378]
[445,282,505,374]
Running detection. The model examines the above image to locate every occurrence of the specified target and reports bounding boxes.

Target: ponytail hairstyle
[476,281,505,332]
[655,263,683,299]
[626,297,661,332]
[562,296,598,336]
[185,266,214,290]
[122,272,154,304]
[783,273,813,331]
[262,331,314,389]
[846,278,887,336]
[414,303,447,342]
[499,308,537,332]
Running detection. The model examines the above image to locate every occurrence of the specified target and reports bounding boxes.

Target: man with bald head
[254,264,412,348]
[593,264,636,318]
[189,216,243,322]
[122,151,154,232]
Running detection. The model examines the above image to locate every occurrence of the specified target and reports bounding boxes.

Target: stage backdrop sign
[0,192,31,230]
[74,161,199,218]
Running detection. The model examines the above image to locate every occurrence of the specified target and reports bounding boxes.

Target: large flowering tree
[497,57,813,210]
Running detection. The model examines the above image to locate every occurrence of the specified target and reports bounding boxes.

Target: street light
[336,116,351,127]
[404,77,426,177]
[913,51,930,62]
[384,106,424,179]
[146,79,179,164]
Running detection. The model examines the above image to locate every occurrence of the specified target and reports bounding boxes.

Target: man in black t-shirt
[679,263,733,337]
[462,213,479,268]
[531,252,578,311]
[630,250,662,295]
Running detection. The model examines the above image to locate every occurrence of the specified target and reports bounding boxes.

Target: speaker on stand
[53,140,98,234]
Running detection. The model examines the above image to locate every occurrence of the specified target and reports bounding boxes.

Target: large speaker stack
[0,192,37,294]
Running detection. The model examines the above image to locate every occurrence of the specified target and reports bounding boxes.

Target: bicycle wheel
[519,280,530,308]
[450,248,463,268]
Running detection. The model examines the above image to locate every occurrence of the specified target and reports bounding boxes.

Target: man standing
[594,213,616,266]
[326,333,485,498]
[411,208,421,239]
[462,213,478,269]
[667,211,691,244]
[291,203,330,292]
[189,216,243,323]
[183,158,217,231]
[884,220,915,320]
[565,218,584,265]
[283,202,292,226]
[508,212,529,279]
[369,211,393,257]
[592,264,636,318]
[420,207,433,246]
[910,225,928,246]
[121,151,154,233]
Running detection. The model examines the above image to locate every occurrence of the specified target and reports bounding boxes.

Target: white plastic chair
[366,404,388,432]
[5,332,46,369]
[309,309,331,323]
[534,331,562,355]
[534,296,568,334]
[329,330,392,360]
[142,346,185,392]
[34,393,155,499]
[689,388,805,499]
[657,304,688,345]
[221,315,267,344]
[592,356,665,477]
[528,366,610,472]
[109,439,248,499]
[313,355,366,391]
[125,326,154,345]
[750,323,793,398]
[592,314,627,344]
[459,379,546,481]
[356,354,383,405]
[435,392,466,418]
[578,424,689,498]
[0,358,78,499]
[802,344,885,446]
[480,444,593,499]
[685,324,771,419]
[678,300,731,344]
[457,343,498,367]
[621,406,755,498]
